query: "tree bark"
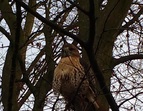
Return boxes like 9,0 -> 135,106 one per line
0,0 -> 32,110
79,0 -> 133,111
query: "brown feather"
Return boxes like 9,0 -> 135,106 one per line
52,44 -> 99,110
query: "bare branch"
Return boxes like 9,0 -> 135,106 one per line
0,26 -> 11,41
86,46 -> 119,111
66,0 -> 89,15
113,54 -> 143,67
14,0 -> 85,47
118,92 -> 143,107
120,7 -> 143,34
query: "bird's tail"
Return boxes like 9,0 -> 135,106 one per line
87,87 -> 100,110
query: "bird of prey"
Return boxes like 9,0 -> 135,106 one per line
52,43 -> 99,110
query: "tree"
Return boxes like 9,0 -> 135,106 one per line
0,0 -> 143,111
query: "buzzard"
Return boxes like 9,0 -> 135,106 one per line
52,43 -> 99,110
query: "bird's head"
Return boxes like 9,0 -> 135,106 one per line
61,44 -> 80,58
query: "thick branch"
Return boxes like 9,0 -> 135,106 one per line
88,0 -> 96,45
24,0 -> 36,36
0,26 -> 11,41
18,89 -> 31,109
98,0 -> 104,6
0,0 -> 16,35
86,46 -> 119,111
8,2 -> 22,111
67,0 -> 89,15
113,54 -> 143,67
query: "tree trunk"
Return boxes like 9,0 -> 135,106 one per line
78,0 -> 133,111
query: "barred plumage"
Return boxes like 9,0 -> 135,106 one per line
52,43 -> 99,110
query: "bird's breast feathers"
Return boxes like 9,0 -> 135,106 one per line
54,56 -> 84,80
